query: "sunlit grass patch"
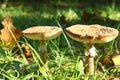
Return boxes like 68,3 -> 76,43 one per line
101,5 -> 120,21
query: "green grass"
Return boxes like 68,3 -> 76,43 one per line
0,0 -> 120,80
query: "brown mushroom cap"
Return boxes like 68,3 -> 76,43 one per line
65,24 -> 119,43
22,26 -> 62,40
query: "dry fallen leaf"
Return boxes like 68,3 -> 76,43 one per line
21,44 -> 33,60
0,15 -> 33,60
60,14 -> 66,25
112,55 -> 120,72
1,15 -> 21,49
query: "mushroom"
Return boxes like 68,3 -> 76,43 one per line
22,26 -> 62,64
65,24 -> 119,75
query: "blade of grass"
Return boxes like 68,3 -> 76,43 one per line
109,23 -> 120,53
23,38 -> 53,80
56,20 -> 74,56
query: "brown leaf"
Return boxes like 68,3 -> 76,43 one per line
12,44 -> 33,60
81,11 -> 93,23
1,15 -> 21,49
60,14 -> 66,25
21,44 -> 33,60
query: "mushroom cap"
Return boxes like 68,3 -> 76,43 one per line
22,26 -> 62,40
65,24 -> 119,43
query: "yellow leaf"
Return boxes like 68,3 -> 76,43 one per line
112,55 -> 120,72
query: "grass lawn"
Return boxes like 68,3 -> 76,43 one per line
0,0 -> 120,80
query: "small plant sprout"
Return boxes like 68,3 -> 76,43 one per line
65,24 -> 119,75
22,26 -> 62,65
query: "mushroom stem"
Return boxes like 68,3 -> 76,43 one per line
86,56 -> 94,75
40,40 -> 47,64
85,43 -> 97,75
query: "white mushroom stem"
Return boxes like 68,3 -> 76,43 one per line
40,40 -> 47,64
85,43 -> 97,75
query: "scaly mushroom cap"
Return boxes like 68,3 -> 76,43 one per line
65,24 -> 119,43
22,26 -> 62,40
